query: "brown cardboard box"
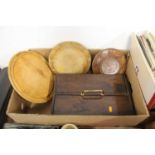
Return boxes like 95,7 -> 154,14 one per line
6,49 -> 149,127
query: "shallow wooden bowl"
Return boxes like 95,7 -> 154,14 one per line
92,48 -> 126,74
49,41 -> 91,74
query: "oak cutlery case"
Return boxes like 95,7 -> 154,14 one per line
52,74 -> 135,115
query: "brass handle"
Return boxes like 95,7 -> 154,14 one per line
80,89 -> 104,96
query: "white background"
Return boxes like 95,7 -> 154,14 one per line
0,0 -> 155,68
0,26 -> 155,67
0,0 -> 155,154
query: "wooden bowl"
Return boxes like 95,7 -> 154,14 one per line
92,49 -> 127,74
8,51 -> 54,104
49,41 -> 91,74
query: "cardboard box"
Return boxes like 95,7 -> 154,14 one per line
6,49 -> 149,127
130,33 -> 155,108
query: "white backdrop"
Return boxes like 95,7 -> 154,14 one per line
1,0 -> 155,153
0,26 -> 155,67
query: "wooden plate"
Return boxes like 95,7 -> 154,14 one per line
92,49 -> 126,74
8,51 -> 54,104
49,42 -> 91,74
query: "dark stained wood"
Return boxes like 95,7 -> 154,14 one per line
52,74 -> 136,115
0,68 -> 12,128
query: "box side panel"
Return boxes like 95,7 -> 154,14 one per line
130,33 -> 155,104
7,113 -> 148,127
6,91 -> 21,113
126,56 -> 149,115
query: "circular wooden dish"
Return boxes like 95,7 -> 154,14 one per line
92,49 -> 126,74
49,41 -> 91,74
8,51 -> 54,104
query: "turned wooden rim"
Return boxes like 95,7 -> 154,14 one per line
48,41 -> 91,73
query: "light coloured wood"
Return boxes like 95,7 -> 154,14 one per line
8,51 -> 54,104
49,41 -> 91,74
28,48 -> 51,60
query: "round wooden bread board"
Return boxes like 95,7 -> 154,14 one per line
8,51 -> 54,104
